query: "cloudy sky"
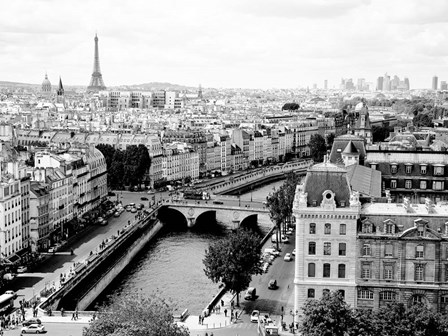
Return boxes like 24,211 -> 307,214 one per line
1,0 -> 448,89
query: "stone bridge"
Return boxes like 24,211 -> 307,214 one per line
161,202 -> 272,230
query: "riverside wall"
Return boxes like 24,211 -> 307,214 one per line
76,220 -> 164,310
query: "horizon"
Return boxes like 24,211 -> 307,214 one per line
2,0 -> 448,90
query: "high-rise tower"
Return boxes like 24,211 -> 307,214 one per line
87,34 -> 106,92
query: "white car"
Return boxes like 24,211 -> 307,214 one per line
292,249 -> 296,256
17,266 -> 28,273
250,310 -> 260,323
21,324 -> 45,334
284,253 -> 292,261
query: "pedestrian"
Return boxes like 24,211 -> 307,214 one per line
75,308 -> 78,320
224,308 -> 227,317
61,308 -> 64,317
71,312 -> 76,321
220,299 -> 224,307
205,333 -> 208,336
198,315 -> 201,324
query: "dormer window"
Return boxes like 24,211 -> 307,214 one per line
417,226 -> 424,237
434,165 -> 444,176
420,164 -> 427,175
385,223 -> 395,234
391,164 -> 398,174
362,223 -> 373,233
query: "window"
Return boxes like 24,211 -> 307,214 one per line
417,226 -> 424,237
445,264 -> 448,282
324,223 -> 331,234
420,165 -> 427,175
323,263 -> 331,278
324,242 -> 331,255
358,290 -> 373,300
384,264 -> 394,280
362,223 -> 373,234
420,180 -> 427,190
390,180 -> 397,189
386,224 -> 395,234
338,290 -> 345,298
309,242 -> 316,255
362,244 -> 371,256
323,289 -> 330,296
412,295 -> 425,304
433,181 -> 444,191
434,166 -> 444,176
415,264 -> 425,281
338,264 -> 346,278
362,263 -> 371,279
380,291 -> 396,301
385,244 -> 393,257
339,243 -> 346,256
340,224 -> 346,235
391,165 -> 398,174
405,165 -> 412,174
307,288 -> 315,298
370,164 -> 377,170
405,180 -> 412,189
308,263 -> 316,277
309,223 -> 316,234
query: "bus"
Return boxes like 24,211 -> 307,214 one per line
183,190 -> 204,200
0,292 -> 15,315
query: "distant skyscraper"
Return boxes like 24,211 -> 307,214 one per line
357,78 -> 365,91
87,34 -> 106,92
324,80 -> 328,90
198,84 -> 203,99
312,83 -> 317,90
377,76 -> 383,91
441,81 -> 447,91
383,73 -> 391,91
404,77 -> 410,91
432,75 -> 438,90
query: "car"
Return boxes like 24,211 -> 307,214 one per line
107,191 -> 116,196
140,197 -> 148,201
129,202 -> 135,207
5,290 -> 17,298
136,203 -> 144,210
268,279 -> 278,289
22,319 -> 42,327
285,229 -> 294,236
131,207 -> 137,213
212,201 -> 224,205
244,287 -> 256,300
292,249 -> 296,256
126,206 -> 132,212
284,253 -> 292,261
17,266 -> 28,273
21,324 -> 45,333
48,247 -> 55,253
250,310 -> 260,323
114,211 -> 120,217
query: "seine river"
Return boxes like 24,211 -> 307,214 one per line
91,179 -> 284,314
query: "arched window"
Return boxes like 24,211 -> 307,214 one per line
340,224 -> 346,235
323,263 -> 331,278
324,223 -> 331,234
308,263 -> 315,277
307,288 -> 315,298
338,264 -> 346,278
362,244 -> 371,256
358,290 -> 374,300
309,223 -> 316,234
338,290 -> 345,298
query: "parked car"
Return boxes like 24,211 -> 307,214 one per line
5,290 -> 17,298
114,212 -> 120,217
250,310 -> 260,323
140,197 -> 148,201
21,324 -> 45,333
284,253 -> 292,262
22,319 -> 42,327
268,279 -> 278,290
17,266 -> 28,273
292,249 -> 296,256
212,201 -> 224,205
131,207 -> 137,213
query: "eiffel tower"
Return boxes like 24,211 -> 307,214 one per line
87,34 -> 106,92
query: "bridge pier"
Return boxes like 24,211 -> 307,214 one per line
187,217 -> 195,227
232,220 -> 240,230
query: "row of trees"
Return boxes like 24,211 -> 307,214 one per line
96,144 -> 151,190
301,291 -> 448,336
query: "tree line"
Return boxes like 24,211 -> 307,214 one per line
96,144 -> 151,190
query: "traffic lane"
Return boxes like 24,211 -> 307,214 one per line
4,322 -> 88,336
174,199 -> 266,210
11,207 -> 139,303
239,239 -> 296,320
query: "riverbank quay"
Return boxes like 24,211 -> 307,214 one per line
38,205 -> 163,312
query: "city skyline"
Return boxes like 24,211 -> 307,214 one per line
1,0 -> 448,89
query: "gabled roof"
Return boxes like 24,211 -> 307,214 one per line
342,140 -> 358,155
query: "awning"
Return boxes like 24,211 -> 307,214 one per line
6,254 -> 20,264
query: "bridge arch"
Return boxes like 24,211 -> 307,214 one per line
240,214 -> 258,231
157,206 -> 188,229
194,210 -> 217,229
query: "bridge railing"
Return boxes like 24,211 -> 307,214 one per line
208,159 -> 313,194
165,201 -> 269,212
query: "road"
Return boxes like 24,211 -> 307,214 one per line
10,192 -> 149,307
4,322 -> 88,336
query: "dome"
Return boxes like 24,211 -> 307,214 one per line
354,102 -> 364,111
41,73 -> 52,93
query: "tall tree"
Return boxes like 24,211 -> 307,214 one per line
300,291 -> 354,336
308,134 -> 327,162
83,292 -> 190,336
203,228 -> 263,306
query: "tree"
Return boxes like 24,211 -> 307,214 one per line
326,133 -> 335,151
348,309 -> 378,336
300,291 -> 354,336
203,228 -> 263,306
282,103 -> 300,111
308,134 -> 327,162
96,144 -> 117,170
82,292 -> 190,336
413,113 -> 433,128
